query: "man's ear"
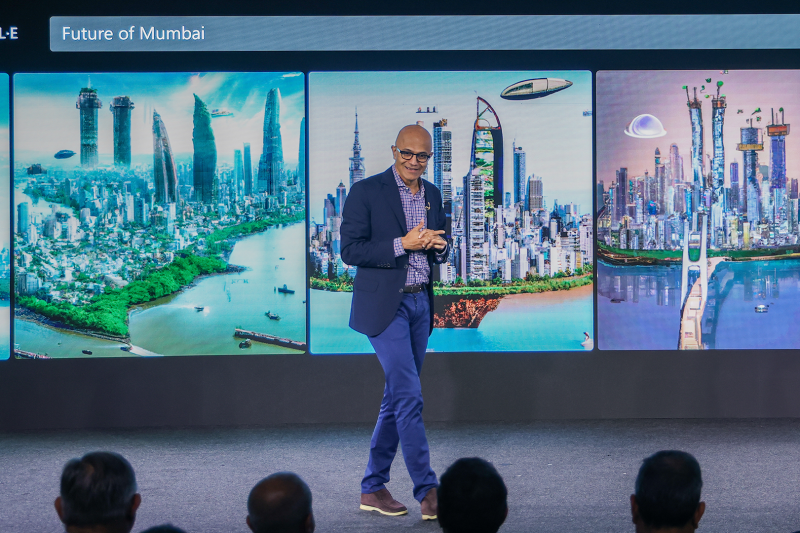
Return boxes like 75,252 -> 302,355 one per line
246,515 -> 254,532
128,493 -> 142,519
693,501 -> 706,528
630,494 -> 640,525
305,512 -> 315,533
55,496 -> 65,523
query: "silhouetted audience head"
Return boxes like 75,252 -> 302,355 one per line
631,450 -> 705,533
54,451 -> 141,533
438,458 -> 508,533
247,472 -> 314,533
140,526 -> 186,533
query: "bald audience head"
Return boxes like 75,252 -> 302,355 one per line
247,472 -> 314,533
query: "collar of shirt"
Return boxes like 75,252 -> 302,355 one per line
391,165 -> 425,197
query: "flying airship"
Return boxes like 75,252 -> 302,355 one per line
211,108 -> 234,118
54,150 -> 76,159
500,78 -> 572,100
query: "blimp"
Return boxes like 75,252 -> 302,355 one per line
500,78 -> 573,100
54,150 -> 76,159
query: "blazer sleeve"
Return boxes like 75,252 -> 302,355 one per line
340,182 -> 399,269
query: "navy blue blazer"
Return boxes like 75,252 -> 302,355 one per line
341,167 -> 447,337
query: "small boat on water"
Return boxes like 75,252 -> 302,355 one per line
610,298 -> 623,303
279,257 -> 286,260
265,311 -> 281,320
239,339 -> 252,348
195,306 -> 204,311
755,304 -> 769,313
120,346 -> 130,352
82,349 -> 92,355
278,284 -> 295,294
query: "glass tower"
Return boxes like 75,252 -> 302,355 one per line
76,87 -> 102,168
192,94 -> 217,205
257,88 -> 284,196
110,96 -> 134,168
153,110 -> 179,205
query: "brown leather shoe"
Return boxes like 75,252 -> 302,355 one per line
360,488 -> 408,516
420,487 -> 438,520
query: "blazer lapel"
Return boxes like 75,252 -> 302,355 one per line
382,168 -> 407,233
424,180 -> 436,231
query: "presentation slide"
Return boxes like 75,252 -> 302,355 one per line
13,72 -> 306,358
309,71 -> 593,354
596,70 -> 800,350
0,75 -> 8,361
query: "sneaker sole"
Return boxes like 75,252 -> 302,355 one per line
360,504 -> 408,516
422,514 -> 437,521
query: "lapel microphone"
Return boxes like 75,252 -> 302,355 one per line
426,201 -> 431,211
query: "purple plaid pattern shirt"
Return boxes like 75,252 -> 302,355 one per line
391,166 -> 432,285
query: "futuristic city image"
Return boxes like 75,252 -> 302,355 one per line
309,71 -> 593,354
13,72 -> 306,358
597,70 -> 800,350
0,75 -> 10,360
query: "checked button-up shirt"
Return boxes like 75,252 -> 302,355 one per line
390,165 -> 447,285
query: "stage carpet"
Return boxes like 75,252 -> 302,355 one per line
1,419 -> 799,532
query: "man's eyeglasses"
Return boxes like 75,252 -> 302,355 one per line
395,148 -> 432,164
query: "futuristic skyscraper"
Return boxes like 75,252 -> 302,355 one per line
433,119 -> 452,200
710,91 -> 726,196
152,110 -> 178,205
767,108 -> 789,191
464,97 -> 503,280
349,109 -> 365,189
729,161 -> 740,212
737,122 -> 764,222
257,88 -> 284,196
528,175 -> 543,212
234,149 -> 244,200
192,94 -> 217,205
243,143 -> 253,197
686,86 -> 704,217
335,181 -> 347,215
17,202 -> 29,237
76,87 -> 102,168
110,96 -> 134,168
615,167 -> 628,223
513,143 -> 526,205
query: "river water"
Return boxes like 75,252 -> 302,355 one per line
598,259 -> 800,350
14,223 -> 306,357
310,284 -> 594,354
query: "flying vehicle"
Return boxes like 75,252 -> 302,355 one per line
624,114 -> 667,138
54,150 -> 76,159
211,109 -> 234,118
500,78 -> 572,100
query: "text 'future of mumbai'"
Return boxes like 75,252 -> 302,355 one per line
62,26 -> 205,41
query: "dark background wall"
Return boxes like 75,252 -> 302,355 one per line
3,349 -> 800,430
4,0 -> 800,431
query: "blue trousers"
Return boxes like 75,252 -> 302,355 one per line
361,291 -> 438,502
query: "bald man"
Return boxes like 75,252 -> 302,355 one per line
246,472 -> 314,533
341,125 -> 448,520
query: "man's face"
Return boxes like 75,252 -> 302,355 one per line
393,128 -> 432,183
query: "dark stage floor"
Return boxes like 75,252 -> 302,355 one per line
1,420 -> 799,532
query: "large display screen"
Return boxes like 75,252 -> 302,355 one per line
12,72 -> 306,358
309,71 -> 594,354
597,70 -> 800,350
